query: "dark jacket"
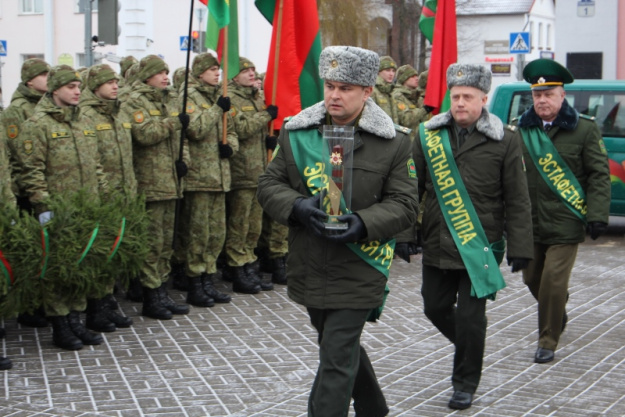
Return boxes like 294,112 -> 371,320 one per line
257,98 -> 419,310
518,99 -> 611,244
414,108 -> 534,270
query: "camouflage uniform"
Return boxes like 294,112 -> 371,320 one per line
18,66 -> 106,327
392,65 -> 428,141
417,70 -> 428,108
371,56 -> 398,123
2,58 -> 50,199
118,63 -> 140,102
0,127 -> 15,205
226,58 -> 273,274
118,55 -> 138,89
120,56 -> 184,293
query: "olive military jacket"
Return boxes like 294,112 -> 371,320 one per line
18,94 -> 107,214
371,76 -> 398,123
0,127 -> 16,205
1,83 -> 44,194
391,86 -> 428,140
257,99 -> 419,310
79,88 -> 137,196
121,82 -> 183,202
414,108 -> 534,270
184,83 -> 239,193
517,99 -> 610,244
227,81 -> 272,190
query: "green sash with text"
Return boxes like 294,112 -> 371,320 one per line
521,127 -> 587,223
290,128 -> 395,320
420,125 -> 505,300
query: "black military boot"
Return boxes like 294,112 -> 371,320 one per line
142,287 -> 173,320
86,298 -> 116,333
50,315 -> 83,351
271,256 -> 287,285
68,311 -> 103,345
256,247 -> 272,274
246,262 -> 273,291
103,295 -> 133,328
201,273 -> 231,303
170,262 -> 189,291
0,356 -> 12,370
231,266 -> 261,294
158,284 -> 190,315
126,276 -> 143,302
17,306 -> 48,328
186,276 -> 215,307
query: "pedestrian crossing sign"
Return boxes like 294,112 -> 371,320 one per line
180,36 -> 189,51
0,40 -> 7,56
509,32 -> 530,54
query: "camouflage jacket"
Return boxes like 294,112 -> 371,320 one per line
1,83 -> 44,194
121,82 -> 183,202
371,76 -> 398,123
227,81 -> 272,189
18,94 -> 107,214
185,83 -> 239,192
79,88 -> 137,196
391,86 -> 428,140
0,127 -> 16,205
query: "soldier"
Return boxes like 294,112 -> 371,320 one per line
177,52 -> 237,306
371,55 -> 398,123
121,55 -> 190,320
118,55 -> 138,89
0,126 -> 14,369
118,62 -> 140,102
392,65 -> 429,139
255,214 -> 288,285
1,58 -> 51,328
417,69 -> 428,108
79,64 -> 136,332
516,59 -> 611,364
18,65 -> 108,350
223,57 -> 278,293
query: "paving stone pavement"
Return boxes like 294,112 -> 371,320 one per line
1,220 -> 625,417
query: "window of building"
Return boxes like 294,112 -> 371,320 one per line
538,22 -> 543,50
76,0 -> 99,13
19,0 -> 44,14
546,24 -> 552,50
76,52 -> 103,68
529,21 -> 534,49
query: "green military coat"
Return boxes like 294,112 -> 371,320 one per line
257,98 -> 419,310
414,108 -> 534,270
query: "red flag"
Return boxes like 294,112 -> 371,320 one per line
423,0 -> 457,114
255,0 -> 324,129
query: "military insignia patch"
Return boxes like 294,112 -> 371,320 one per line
229,108 -> 237,117
7,125 -> 18,139
122,122 -> 132,129
84,130 -> 96,137
134,111 -> 144,123
171,112 -> 179,117
407,158 -> 417,179
186,103 -> 195,113
24,140 -> 33,155
379,99 -> 388,104
241,106 -> 255,112
331,59 -> 338,68
397,103 -> 406,110
96,124 -> 112,131
149,109 -> 162,116
599,139 -> 607,155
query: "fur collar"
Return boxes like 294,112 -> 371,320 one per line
284,98 -> 396,139
518,98 -> 579,131
424,108 -> 504,140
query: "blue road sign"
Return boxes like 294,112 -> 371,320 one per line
0,40 -> 7,56
180,36 -> 189,51
509,32 -> 530,54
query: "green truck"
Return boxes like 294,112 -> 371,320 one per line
489,80 -> 625,216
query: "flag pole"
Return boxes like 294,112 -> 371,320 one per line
221,26 -> 229,145
267,0 -> 284,162
173,0 -> 195,250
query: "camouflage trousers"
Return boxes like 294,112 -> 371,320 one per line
44,293 -> 87,317
177,191 -> 226,277
258,211 -> 288,258
140,199 -> 176,289
225,188 -> 262,267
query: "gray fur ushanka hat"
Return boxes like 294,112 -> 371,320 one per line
446,63 -> 492,93
319,46 -> 379,87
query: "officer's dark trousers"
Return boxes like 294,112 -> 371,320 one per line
421,265 -> 487,394
307,308 -> 388,417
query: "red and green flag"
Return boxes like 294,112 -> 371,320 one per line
201,0 -> 240,79
255,0 -> 324,129
419,0 -> 437,43
423,0 -> 457,114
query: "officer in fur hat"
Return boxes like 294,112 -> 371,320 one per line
257,45 -> 419,417
516,59 -> 610,364
414,63 -> 533,409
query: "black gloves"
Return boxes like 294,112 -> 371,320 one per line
395,242 -> 419,263
175,160 -> 188,178
178,113 -> 190,130
291,193 -> 327,236
424,105 -> 435,114
218,143 -> 233,159
265,135 -> 278,151
216,96 -> 231,112
508,257 -> 530,273
266,105 -> 279,120
324,214 -> 367,244
587,221 -> 608,240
